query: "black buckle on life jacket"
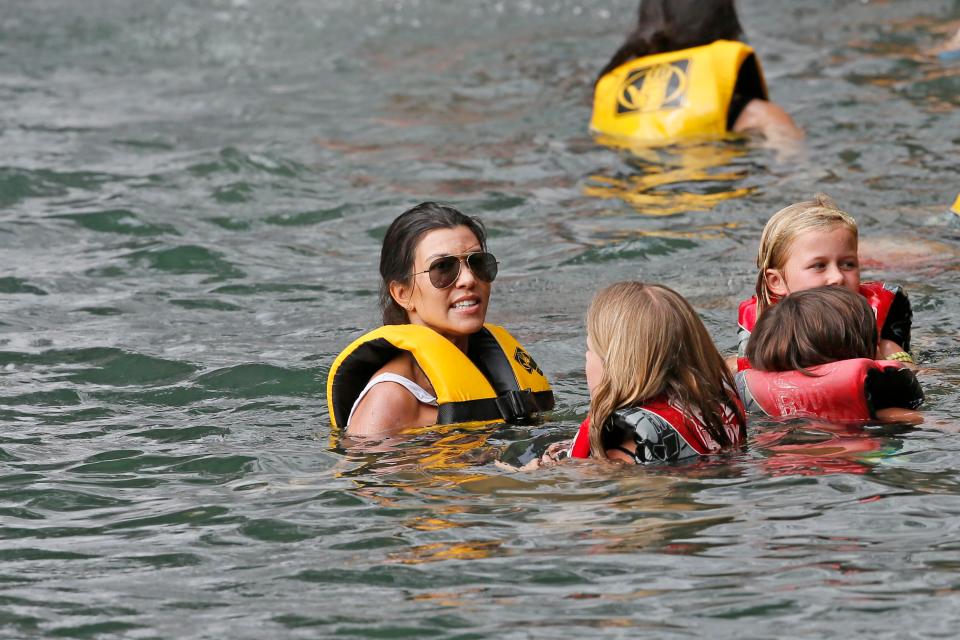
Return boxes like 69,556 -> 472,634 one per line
495,388 -> 539,423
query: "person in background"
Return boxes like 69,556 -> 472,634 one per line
591,0 -> 803,144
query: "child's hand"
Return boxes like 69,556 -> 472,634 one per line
494,441 -> 572,473
541,441 -> 572,464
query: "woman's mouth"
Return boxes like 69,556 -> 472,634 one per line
452,299 -> 480,310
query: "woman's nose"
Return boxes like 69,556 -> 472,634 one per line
455,257 -> 477,287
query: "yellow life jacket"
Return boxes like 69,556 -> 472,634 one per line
591,40 -> 768,143
951,193 -> 960,216
327,323 -> 554,430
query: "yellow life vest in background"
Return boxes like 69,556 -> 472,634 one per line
327,323 -> 554,430
591,40 -> 768,143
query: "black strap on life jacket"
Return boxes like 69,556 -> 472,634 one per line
436,388 -> 554,425
334,328 -> 555,428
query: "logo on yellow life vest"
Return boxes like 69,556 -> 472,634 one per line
514,347 -> 543,376
616,59 -> 689,114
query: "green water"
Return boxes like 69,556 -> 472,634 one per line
2,0 -> 959,637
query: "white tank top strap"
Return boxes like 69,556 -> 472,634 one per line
347,372 -> 439,426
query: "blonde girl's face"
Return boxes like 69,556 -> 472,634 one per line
585,334 -> 604,398
765,226 -> 860,298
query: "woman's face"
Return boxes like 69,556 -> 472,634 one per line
392,226 -> 490,349
585,334 -> 604,398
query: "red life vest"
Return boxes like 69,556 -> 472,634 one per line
569,396 -> 744,461
736,282 -> 898,371
737,358 -> 921,422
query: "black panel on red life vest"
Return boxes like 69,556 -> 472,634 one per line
606,407 -> 699,464
865,366 -> 924,415
882,290 -> 912,352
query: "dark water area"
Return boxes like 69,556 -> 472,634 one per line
2,0 -> 959,637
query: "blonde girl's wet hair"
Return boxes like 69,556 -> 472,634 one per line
586,282 -> 745,458
755,193 -> 858,316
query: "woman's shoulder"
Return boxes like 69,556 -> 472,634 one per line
377,351 -> 418,379
370,352 -> 437,402
347,354 -> 437,435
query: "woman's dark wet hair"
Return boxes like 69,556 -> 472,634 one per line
597,0 -> 745,81
378,202 -> 488,325
746,286 -> 878,374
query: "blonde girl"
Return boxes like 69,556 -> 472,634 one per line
568,282 -> 745,464
735,193 -> 913,371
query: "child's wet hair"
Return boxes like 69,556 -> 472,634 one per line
755,193 -> 858,315
586,281 -> 744,457
746,285 -> 877,373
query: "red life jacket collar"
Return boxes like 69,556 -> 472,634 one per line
740,358 -> 907,423
569,396 -> 743,459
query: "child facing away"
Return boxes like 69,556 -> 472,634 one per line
736,286 -> 923,424
735,193 -> 914,371
567,282 -> 746,464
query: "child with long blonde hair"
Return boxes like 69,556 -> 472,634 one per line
735,193 -> 913,371
568,282 -> 745,464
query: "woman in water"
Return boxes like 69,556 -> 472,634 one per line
591,0 -> 802,143
327,202 -> 553,437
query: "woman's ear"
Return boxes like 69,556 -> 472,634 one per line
764,268 -> 788,297
389,280 -> 414,312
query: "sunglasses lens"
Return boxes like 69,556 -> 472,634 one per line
428,256 -> 460,288
468,253 -> 498,283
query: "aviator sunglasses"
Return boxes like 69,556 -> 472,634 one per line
410,252 -> 499,289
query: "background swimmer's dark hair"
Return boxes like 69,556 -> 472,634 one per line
596,0 -> 745,82
746,286 -> 878,374
379,202 -> 488,325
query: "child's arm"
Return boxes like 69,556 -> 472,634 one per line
877,289 -> 915,368
877,340 -> 917,370
875,407 -> 923,425
724,354 -> 739,374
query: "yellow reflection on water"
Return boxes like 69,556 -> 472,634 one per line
332,420 -> 504,485
388,539 -> 502,565
585,135 -> 754,216
602,222 -> 739,242
410,587 -> 487,607
407,516 -> 463,531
